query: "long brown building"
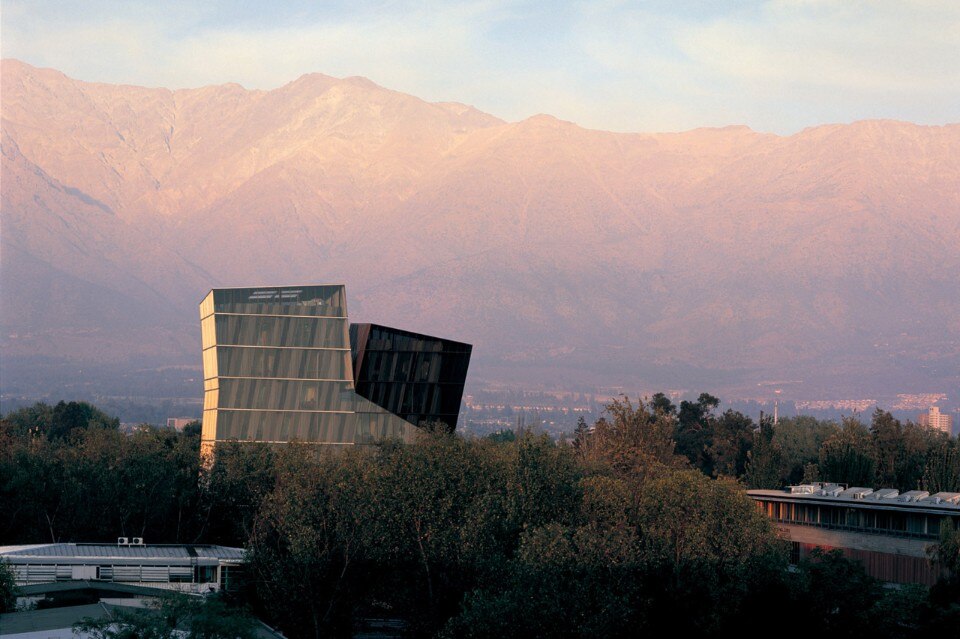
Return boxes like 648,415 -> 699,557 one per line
748,484 -> 960,586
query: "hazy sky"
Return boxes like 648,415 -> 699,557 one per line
3,0 -> 958,134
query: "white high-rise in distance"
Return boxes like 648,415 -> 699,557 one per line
917,406 -> 953,435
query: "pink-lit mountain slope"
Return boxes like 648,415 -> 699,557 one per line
2,59 -> 958,396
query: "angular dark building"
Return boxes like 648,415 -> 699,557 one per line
350,323 -> 472,432
200,285 -> 471,454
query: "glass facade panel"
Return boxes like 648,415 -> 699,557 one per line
212,286 -> 346,315
216,379 -> 356,411
213,315 -> 347,348
214,410 -> 357,443
216,346 -> 350,380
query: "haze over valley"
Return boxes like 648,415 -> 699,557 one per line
2,59 -> 958,411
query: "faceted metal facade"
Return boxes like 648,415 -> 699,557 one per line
350,323 -> 472,432
200,286 -> 421,453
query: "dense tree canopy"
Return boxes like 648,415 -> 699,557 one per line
2,397 -> 958,637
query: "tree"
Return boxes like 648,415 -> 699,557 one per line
200,441 -> 276,545
709,409 -> 754,478
0,402 -> 53,438
1,401 -> 119,440
584,396 -> 680,479
795,548 -> 883,637
636,470 -> 783,572
0,560 -> 16,613
819,417 -> 876,486
675,393 -> 720,474
634,469 -> 787,634
896,421 -> 938,491
247,446 -> 368,638
74,593 -> 256,639
928,518 -> 960,608
486,428 -> 516,443
648,393 -> 676,416
571,416 -> 590,456
772,416 -> 839,485
49,400 -> 119,439
744,416 -> 783,489
870,409 -> 903,487
923,439 -> 960,493
182,420 -> 202,438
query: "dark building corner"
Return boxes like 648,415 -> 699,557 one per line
350,323 -> 472,432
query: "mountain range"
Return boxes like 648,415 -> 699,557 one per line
2,59 -> 958,402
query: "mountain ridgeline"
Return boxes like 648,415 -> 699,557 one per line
2,59 -> 958,397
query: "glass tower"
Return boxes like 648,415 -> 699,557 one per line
200,285 -> 420,455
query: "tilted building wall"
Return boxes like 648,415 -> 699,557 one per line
200,285 -> 420,455
350,323 -> 472,432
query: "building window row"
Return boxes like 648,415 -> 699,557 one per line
755,499 -> 955,540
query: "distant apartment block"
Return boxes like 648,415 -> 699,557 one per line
165,417 -> 195,431
199,285 -> 471,455
917,406 -> 953,435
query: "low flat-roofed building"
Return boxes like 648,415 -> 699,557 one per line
0,542 -> 245,594
747,484 -> 960,586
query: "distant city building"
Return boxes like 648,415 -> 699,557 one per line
199,285 -> 471,455
165,417 -> 195,431
893,393 -> 947,411
748,484 -> 960,586
917,406 -> 953,435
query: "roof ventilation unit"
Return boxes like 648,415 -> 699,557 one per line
867,488 -> 899,500
841,487 -> 874,500
117,537 -> 129,546
816,484 -> 843,497
132,537 -> 144,545
898,491 -> 929,503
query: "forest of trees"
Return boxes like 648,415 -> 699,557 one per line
1,397 -> 959,637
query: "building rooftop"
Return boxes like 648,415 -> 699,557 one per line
747,484 -> 960,515
15,580 -> 185,598
0,598 -> 285,639
0,602 -> 117,636
0,543 -> 245,561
